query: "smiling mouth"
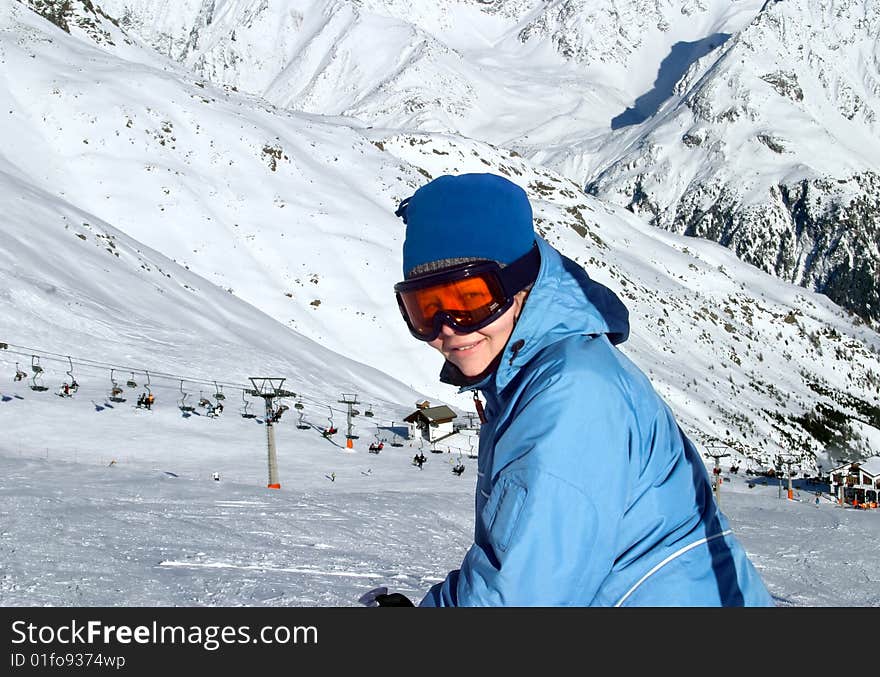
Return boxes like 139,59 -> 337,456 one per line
449,340 -> 483,352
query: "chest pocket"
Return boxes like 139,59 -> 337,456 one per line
481,474 -> 528,553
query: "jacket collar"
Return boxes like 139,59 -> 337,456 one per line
438,237 -> 630,394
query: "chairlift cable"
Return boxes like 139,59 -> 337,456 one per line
2,340 -> 417,437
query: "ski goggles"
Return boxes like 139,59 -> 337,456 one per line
394,244 -> 540,341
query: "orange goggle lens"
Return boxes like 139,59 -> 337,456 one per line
397,274 -> 507,339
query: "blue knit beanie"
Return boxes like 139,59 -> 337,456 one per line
396,173 -> 536,278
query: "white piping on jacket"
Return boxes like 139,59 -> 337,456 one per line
613,529 -> 732,607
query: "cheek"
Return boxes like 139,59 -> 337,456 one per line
487,315 -> 516,342
428,338 -> 445,353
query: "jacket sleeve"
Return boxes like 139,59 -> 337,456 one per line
419,366 -> 631,606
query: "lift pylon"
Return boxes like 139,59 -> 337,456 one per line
249,377 -> 295,489
705,441 -> 732,508
338,393 -> 360,449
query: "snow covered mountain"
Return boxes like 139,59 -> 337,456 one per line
2,0 -> 879,479
84,0 -> 880,326
585,0 -> 880,327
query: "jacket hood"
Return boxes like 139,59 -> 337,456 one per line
440,237 -> 630,391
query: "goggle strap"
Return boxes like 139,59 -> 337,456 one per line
498,243 -> 540,297
473,392 -> 487,424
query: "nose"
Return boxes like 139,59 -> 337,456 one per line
438,321 -> 460,337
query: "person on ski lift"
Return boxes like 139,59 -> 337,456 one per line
380,172 -> 772,607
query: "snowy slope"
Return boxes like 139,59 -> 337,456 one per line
1,421 -> 879,606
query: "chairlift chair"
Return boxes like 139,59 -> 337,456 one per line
296,409 -> 310,430
108,369 -> 126,402
240,388 -> 256,419
368,431 -> 384,453
178,380 -> 195,413
213,381 -> 226,401
13,362 -> 27,382
364,404 -> 374,418
30,371 -> 49,392
126,372 -> 138,388
322,407 -> 337,436
31,355 -> 43,374
387,420 -> 405,447
66,356 -> 79,392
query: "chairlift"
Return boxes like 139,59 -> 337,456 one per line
296,409 -> 310,430
240,388 -> 256,419
364,404 -> 374,418
66,356 -> 79,392
322,407 -> 337,436
178,380 -> 195,413
108,369 -> 126,402
126,372 -> 138,388
30,370 -> 49,392
13,362 -> 27,382
137,372 -> 155,409
294,397 -> 304,410
270,404 -> 289,423
213,381 -> 226,401
389,421 -> 404,447
368,431 -> 384,453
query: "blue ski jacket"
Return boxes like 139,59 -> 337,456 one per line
419,237 -> 774,607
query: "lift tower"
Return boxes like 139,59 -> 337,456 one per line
249,377 -> 295,489
338,393 -> 360,449
705,442 -> 732,509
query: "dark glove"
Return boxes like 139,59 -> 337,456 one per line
374,592 -> 415,607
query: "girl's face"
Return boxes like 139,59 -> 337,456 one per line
427,291 -> 528,377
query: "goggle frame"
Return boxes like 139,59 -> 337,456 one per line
394,244 -> 540,342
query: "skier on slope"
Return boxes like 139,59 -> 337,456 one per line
375,173 -> 773,607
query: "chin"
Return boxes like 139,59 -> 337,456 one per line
450,356 -> 491,378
